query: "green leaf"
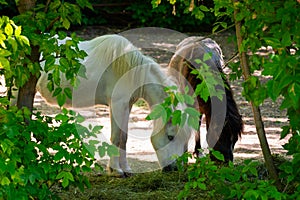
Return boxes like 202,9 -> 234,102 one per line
194,59 -> 202,65
17,35 -> 30,46
47,80 -> 54,92
4,23 -> 13,36
263,37 -> 281,47
195,82 -> 210,102
57,93 -> 66,107
14,25 -> 21,36
53,87 -> 62,97
59,57 -> 69,71
1,177 -> 10,186
187,115 -> 199,130
266,80 -> 279,101
199,5 -> 209,12
172,110 -> 182,125
281,32 -> 292,46
169,0 -> 176,5
249,166 -> 258,177
56,171 -> 74,188
281,126 -> 290,139
98,146 -> 106,157
54,151 -> 65,161
0,0 -> 8,5
62,18 -> 71,30
175,92 -> 185,103
0,49 -> 11,57
184,107 -> 200,117
92,125 -> 102,134
146,104 -> 168,123
76,114 -> 85,123
197,182 -> 207,190
54,114 -> 69,122
211,150 -> 225,161
76,0 -> 93,9
65,171 -> 74,182
49,0 -> 61,10
56,171 -> 65,179
193,8 -> 205,20
53,68 -> 61,86
220,22 -> 227,29
243,189 -> 259,199
212,24 -> 220,33
7,37 -> 18,52
45,56 -> 55,72
64,87 -> 72,99
0,57 -> 10,69
183,94 -> 194,105
180,112 -> 187,127
107,145 -> 119,157
203,52 -> 212,62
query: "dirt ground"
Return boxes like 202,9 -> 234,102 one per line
34,26 -> 290,174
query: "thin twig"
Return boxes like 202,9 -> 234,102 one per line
44,0 -> 51,13
45,16 -> 61,32
205,23 -> 235,39
224,52 -> 239,68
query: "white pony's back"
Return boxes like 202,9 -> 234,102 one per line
80,34 -> 156,78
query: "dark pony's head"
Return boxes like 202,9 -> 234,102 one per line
169,36 -> 243,162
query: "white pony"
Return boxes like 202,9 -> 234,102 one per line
37,34 -> 192,177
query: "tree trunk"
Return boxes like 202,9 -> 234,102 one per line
233,0 -> 283,190
16,0 -> 40,114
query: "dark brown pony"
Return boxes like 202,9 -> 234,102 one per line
168,36 -> 243,162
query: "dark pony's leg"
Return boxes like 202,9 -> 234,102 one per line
193,114 -> 202,157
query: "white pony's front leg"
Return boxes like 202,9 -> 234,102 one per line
107,102 -> 132,177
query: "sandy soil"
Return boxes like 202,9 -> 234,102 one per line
33,26 -> 290,173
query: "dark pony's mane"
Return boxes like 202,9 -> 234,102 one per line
169,36 -> 243,161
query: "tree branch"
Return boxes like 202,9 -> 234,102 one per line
46,16 -> 61,32
233,0 -> 283,191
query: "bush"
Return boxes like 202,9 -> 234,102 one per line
77,0 -> 216,32
176,151 -> 296,200
0,100 -> 103,199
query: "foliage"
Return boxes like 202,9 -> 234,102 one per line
177,152 -> 285,200
192,54 -> 226,102
0,1 -> 117,199
146,85 -> 200,131
153,0 -> 300,198
128,0 -> 216,32
0,100 -> 105,199
0,15 -> 30,97
2,0 -> 92,107
65,0 -> 217,32
215,1 -> 300,197
146,52 -> 225,130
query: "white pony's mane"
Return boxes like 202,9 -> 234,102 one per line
80,34 -> 158,78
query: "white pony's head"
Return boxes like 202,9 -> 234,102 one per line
150,102 -> 192,171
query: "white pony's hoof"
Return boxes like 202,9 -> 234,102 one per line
123,169 -> 134,177
106,166 -> 125,178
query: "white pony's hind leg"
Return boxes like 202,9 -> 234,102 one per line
107,115 -> 123,177
107,103 -> 132,177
